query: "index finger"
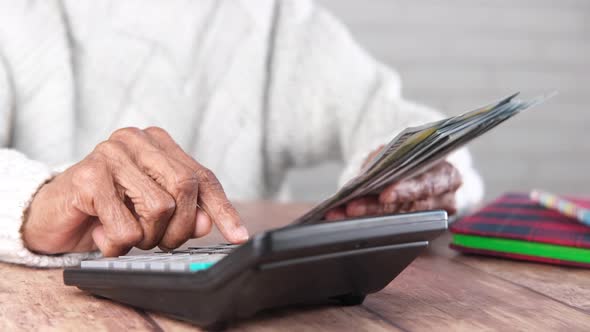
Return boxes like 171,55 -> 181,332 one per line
143,127 -> 249,244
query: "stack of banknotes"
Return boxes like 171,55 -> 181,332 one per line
293,92 -> 552,225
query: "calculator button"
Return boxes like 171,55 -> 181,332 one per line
113,260 -> 132,269
130,257 -> 166,270
169,262 -> 188,272
130,261 -> 149,270
189,261 -> 216,272
149,261 -> 167,271
81,258 -> 118,269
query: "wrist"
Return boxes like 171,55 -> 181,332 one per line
20,178 -> 55,254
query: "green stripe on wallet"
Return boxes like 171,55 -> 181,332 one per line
452,234 -> 590,264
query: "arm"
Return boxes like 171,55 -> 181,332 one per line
265,0 -> 483,211
1,128 -> 250,268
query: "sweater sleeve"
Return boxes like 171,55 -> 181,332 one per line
0,149 -> 100,267
265,0 -> 483,211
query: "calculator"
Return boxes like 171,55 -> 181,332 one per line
64,210 -> 447,329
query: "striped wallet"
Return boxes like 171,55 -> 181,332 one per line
450,193 -> 590,268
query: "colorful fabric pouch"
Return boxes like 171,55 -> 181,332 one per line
450,193 -> 590,268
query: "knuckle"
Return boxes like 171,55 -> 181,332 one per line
114,225 -> 143,247
94,140 -> 126,156
71,161 -> 107,188
215,200 -> 235,217
198,168 -> 222,188
144,126 -> 169,138
382,203 -> 396,214
124,232 -> 143,247
136,236 -> 160,250
109,127 -> 143,141
144,194 -> 176,222
172,170 -> 199,194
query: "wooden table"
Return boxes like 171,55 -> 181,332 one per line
2,202 -> 590,331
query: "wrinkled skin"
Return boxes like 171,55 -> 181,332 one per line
22,127 -> 249,257
325,145 -> 462,221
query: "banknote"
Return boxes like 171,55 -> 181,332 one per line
291,93 -> 553,225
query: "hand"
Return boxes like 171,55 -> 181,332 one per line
22,127 -> 249,256
325,147 -> 462,221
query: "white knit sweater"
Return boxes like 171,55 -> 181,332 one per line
0,0 -> 483,267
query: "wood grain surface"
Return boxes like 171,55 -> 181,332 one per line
1,202 -> 589,331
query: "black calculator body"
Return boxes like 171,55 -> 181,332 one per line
64,210 -> 447,329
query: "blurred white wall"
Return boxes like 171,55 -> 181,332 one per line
287,0 -> 590,201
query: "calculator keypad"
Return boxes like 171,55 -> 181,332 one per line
81,244 -> 238,273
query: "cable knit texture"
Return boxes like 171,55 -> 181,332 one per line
0,0 -> 483,267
